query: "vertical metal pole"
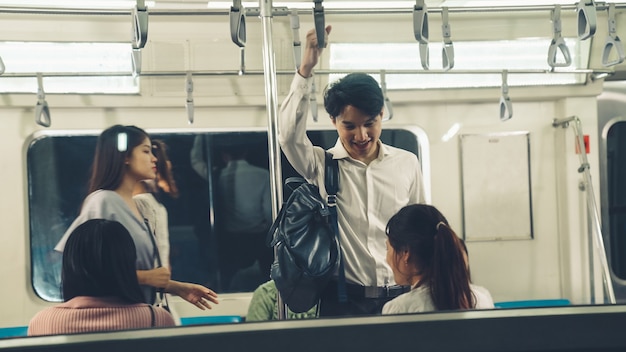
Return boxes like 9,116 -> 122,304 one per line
587,201 -> 596,304
259,0 -> 286,319
572,119 -> 616,304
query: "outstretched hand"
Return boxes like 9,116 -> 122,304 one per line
167,280 -> 219,310
298,25 -> 332,78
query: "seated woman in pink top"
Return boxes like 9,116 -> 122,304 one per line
28,219 -> 175,336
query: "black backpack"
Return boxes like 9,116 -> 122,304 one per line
266,152 -> 345,313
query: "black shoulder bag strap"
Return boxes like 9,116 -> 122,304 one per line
325,152 -> 347,303
143,218 -> 169,310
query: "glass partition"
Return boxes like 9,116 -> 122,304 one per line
28,128 -> 422,302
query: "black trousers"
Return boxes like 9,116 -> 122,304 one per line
318,280 -> 397,317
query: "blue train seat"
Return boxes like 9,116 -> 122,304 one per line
0,326 -> 28,338
494,299 -> 571,309
179,315 -> 242,326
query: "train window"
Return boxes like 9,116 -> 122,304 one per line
329,39 -> 589,89
0,42 -> 138,94
28,128 -> 423,302
606,121 -> 626,280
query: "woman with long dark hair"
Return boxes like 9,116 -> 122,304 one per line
382,204 -> 494,314
55,125 -> 217,310
29,219 -> 175,335
133,139 -> 179,269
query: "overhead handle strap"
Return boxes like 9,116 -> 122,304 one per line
548,5 -> 572,68
313,0 -> 325,48
0,56 -> 5,75
132,0 -> 148,50
577,0 -> 597,40
230,0 -> 246,47
35,73 -> 51,128
499,70 -> 512,122
238,47 -> 246,75
185,72 -> 194,124
441,7 -> 454,71
602,3 -> 626,67
131,49 -> 142,76
413,0 -> 429,70
310,80 -> 318,122
381,70 -> 393,122
290,9 -> 302,70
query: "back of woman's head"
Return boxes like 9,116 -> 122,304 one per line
323,73 -> 384,119
386,204 -> 474,310
88,125 -> 150,193
62,219 -> 145,303
152,139 -> 179,198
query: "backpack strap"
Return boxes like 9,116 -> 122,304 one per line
265,177 -> 307,247
325,152 -> 347,303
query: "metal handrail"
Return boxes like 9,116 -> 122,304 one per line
553,116 -> 616,304
0,3 -> 623,16
0,68 -> 608,78
259,0 -> 285,320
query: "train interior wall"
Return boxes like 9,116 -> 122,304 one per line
0,4 -> 621,328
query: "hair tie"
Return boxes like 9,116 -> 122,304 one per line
436,221 -> 446,231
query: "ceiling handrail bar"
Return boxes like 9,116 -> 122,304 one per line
0,68 -> 607,79
0,3 -> 624,16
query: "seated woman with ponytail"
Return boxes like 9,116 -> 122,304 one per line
382,204 -> 494,314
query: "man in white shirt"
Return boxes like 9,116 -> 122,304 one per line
278,25 -> 426,316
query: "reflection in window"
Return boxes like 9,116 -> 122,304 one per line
28,129 -> 422,301
607,122 -> 626,279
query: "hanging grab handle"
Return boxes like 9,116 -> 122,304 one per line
0,56 -> 5,75
185,72 -> 194,125
310,80 -> 318,122
381,70 -> 393,122
35,73 -> 51,128
577,0 -> 597,40
413,0 -> 429,70
230,0 -> 246,47
131,49 -> 142,76
441,7 -> 454,71
602,3 -> 626,67
548,5 -> 572,68
499,70 -> 513,122
132,0 -> 148,50
413,0 -> 429,44
290,10 -> 302,70
313,0 -> 325,48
